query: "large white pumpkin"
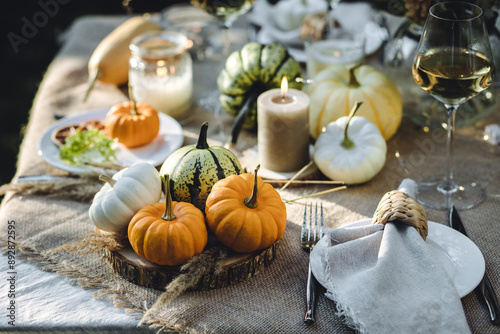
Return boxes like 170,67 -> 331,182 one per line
304,64 -> 402,140
89,162 -> 161,233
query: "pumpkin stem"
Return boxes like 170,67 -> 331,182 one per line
348,64 -> 362,88
83,68 -> 99,102
341,101 -> 363,150
196,122 -> 210,149
244,165 -> 260,209
161,174 -> 176,221
128,83 -> 139,116
99,174 -> 116,187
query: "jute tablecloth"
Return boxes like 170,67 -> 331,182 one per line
1,14 -> 500,333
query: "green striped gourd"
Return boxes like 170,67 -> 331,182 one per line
217,42 -> 303,132
159,122 -> 242,211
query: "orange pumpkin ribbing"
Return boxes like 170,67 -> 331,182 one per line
205,171 -> 286,253
128,201 -> 207,266
104,101 -> 160,148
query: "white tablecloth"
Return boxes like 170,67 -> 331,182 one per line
0,255 -> 142,331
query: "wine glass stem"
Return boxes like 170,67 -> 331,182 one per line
326,1 -> 340,37
439,105 -> 458,196
221,25 -> 231,58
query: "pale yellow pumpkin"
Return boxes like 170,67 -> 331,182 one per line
304,64 -> 402,140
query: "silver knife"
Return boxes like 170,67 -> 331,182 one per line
449,206 -> 500,325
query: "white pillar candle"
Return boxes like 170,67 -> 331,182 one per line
130,67 -> 193,120
257,78 -> 310,173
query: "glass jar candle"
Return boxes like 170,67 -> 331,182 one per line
129,31 -> 193,120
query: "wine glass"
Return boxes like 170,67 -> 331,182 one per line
190,0 -> 255,53
325,0 -> 342,36
188,0 -> 255,137
412,2 -> 495,210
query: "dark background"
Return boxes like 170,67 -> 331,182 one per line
1,0 -> 188,186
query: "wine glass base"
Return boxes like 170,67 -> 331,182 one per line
416,177 -> 485,210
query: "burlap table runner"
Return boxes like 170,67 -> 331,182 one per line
1,15 -> 500,333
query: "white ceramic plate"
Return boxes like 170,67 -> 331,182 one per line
38,108 -> 184,174
310,220 -> 485,298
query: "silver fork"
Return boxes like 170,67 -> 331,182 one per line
301,202 -> 325,324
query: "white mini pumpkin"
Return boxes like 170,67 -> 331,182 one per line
89,162 -> 162,233
314,102 -> 387,184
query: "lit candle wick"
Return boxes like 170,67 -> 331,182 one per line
280,76 -> 288,102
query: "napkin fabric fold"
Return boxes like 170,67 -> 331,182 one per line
311,180 -> 471,333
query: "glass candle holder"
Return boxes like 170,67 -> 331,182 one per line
306,28 -> 365,79
129,31 -> 193,120
161,4 -> 225,62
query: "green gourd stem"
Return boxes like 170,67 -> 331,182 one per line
230,90 -> 260,147
341,101 -> 363,150
99,174 -> 116,187
128,83 -> 139,116
348,64 -> 362,88
196,122 -> 210,149
161,174 -> 176,221
244,164 -> 260,209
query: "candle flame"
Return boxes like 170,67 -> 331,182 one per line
280,76 -> 288,100
156,67 -> 168,77
156,60 -> 167,77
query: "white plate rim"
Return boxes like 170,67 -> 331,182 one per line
38,107 -> 184,173
310,219 -> 485,298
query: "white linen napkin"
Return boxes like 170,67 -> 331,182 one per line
310,179 -> 471,333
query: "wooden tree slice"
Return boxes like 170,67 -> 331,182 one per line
103,239 -> 279,291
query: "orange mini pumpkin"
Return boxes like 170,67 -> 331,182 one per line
205,165 -> 286,253
104,100 -> 160,148
128,175 -> 207,266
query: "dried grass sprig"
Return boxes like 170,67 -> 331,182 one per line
46,230 -> 127,256
139,246 -> 227,327
0,174 -> 107,202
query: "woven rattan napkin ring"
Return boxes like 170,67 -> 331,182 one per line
372,190 -> 428,241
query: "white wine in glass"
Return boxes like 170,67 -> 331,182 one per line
414,49 -> 494,107
190,0 -> 256,29
190,0 -> 255,56
412,2 -> 495,210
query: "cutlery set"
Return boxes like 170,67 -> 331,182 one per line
301,203 -> 500,326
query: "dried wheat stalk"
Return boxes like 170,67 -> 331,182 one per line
0,173 -> 109,202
